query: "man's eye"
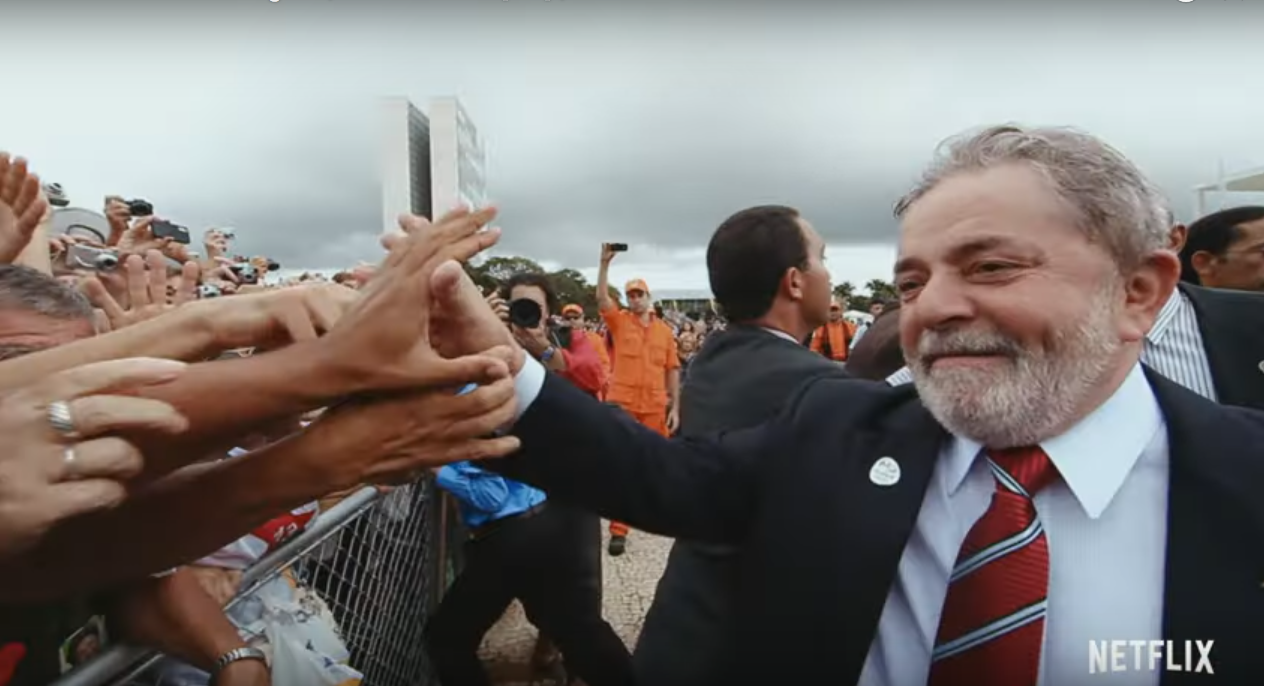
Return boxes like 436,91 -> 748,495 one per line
974,262 -> 1014,274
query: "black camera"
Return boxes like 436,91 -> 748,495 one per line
151,219 -> 191,244
509,298 -> 543,329
509,298 -> 574,352
126,199 -> 153,217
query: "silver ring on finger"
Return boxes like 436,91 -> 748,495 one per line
47,400 -> 82,441
63,445 -> 80,480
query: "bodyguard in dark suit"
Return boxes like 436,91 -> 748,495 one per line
1178,282 -> 1264,409
633,205 -> 845,686
429,126 -> 1264,685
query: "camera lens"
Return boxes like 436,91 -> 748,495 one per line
96,253 -> 119,271
127,199 -> 154,217
508,299 -> 543,329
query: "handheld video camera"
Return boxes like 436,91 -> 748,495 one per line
509,298 -> 573,350
126,199 -> 154,217
66,244 -> 120,272
151,219 -> 191,244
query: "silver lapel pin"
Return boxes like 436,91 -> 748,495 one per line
869,456 -> 901,487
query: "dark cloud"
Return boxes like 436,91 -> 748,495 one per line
5,0 -> 1264,282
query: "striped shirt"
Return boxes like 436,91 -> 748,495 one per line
885,290 -> 1218,401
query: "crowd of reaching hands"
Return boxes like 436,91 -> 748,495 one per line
0,151 -> 543,685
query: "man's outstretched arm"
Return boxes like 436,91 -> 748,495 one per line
494,356 -> 771,544
0,371 -> 520,602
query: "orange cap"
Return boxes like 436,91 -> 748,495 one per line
561,304 -> 583,316
625,278 -> 650,295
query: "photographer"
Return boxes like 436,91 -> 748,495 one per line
488,272 -> 606,397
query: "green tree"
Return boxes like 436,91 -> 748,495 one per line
463,255 -> 545,296
832,281 -> 855,303
865,278 -> 898,303
481,256 -> 545,282
547,268 -> 596,314
462,260 -> 498,294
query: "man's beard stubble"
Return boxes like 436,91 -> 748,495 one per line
908,286 -> 1122,449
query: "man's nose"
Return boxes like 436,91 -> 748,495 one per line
909,276 -> 975,331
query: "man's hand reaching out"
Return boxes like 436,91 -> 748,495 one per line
0,154 -> 50,264
318,206 -> 512,393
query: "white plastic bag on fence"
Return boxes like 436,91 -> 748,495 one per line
235,574 -> 363,686
265,621 -> 362,686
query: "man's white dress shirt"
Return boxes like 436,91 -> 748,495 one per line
859,362 -> 1169,686
512,355 -> 1171,686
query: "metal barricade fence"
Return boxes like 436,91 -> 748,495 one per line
52,478 -> 464,686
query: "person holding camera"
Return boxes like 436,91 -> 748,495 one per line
424,272 -> 630,686
487,272 -> 606,397
594,243 -> 681,556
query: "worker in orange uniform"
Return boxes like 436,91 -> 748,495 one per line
562,303 -> 611,400
809,297 -> 857,363
596,243 -> 681,556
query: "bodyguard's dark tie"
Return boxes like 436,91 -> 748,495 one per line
928,446 -> 1058,686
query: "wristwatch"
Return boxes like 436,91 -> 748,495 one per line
540,346 -> 556,363
211,646 -> 268,676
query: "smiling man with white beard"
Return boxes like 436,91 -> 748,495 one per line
907,281 -> 1122,449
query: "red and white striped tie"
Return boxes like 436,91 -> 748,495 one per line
928,446 -> 1058,686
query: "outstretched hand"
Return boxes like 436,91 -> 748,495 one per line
305,357 -> 523,487
0,154 -> 50,264
83,250 -> 200,332
432,260 -> 523,373
319,206 -> 511,394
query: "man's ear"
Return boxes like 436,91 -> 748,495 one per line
1167,224 -> 1188,252
1120,251 -> 1180,343
784,267 -> 805,301
1190,250 -> 1218,280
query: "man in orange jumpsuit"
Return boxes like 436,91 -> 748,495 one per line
595,243 -> 680,556
562,303 -> 611,399
809,297 -> 857,363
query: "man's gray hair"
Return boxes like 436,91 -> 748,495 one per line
0,264 -> 94,321
894,124 -> 1172,269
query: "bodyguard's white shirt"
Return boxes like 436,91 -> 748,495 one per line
511,358 -> 1169,686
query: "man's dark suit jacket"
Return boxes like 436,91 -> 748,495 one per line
499,367 -> 1264,685
1180,283 -> 1264,409
633,325 -> 844,686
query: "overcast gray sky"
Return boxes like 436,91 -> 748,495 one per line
3,0 -> 1263,293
